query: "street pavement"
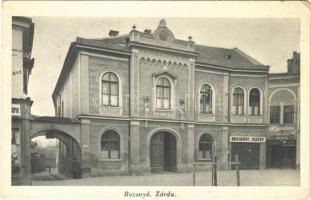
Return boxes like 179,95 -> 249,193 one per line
32,169 -> 299,186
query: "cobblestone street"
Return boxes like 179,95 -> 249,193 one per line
32,169 -> 299,186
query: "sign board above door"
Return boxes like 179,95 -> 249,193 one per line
230,136 -> 266,143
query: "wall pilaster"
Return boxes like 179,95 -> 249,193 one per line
130,120 -> 141,174
130,49 -> 140,117
221,126 -> 229,170
187,124 -> 194,169
80,118 -> 91,175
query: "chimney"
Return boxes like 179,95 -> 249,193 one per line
144,29 -> 152,34
108,30 -> 119,37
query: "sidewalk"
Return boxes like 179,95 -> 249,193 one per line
32,169 -> 299,186
32,168 -> 68,181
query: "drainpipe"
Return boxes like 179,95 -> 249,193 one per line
128,54 -> 131,174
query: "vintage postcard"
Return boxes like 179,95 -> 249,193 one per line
1,1 -> 310,200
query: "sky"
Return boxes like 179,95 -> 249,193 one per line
29,17 -> 300,116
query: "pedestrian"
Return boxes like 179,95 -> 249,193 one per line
72,158 -> 81,179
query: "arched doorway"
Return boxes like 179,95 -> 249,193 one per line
31,129 -> 82,179
150,131 -> 177,173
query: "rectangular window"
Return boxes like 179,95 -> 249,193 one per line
163,88 -> 170,99
102,151 -> 109,159
283,105 -> 294,124
156,86 -> 170,109
102,95 -> 109,106
270,106 -> 280,124
156,87 -> 162,98
163,99 -> 170,109
233,96 -> 244,115
110,83 -> 118,96
156,99 -> 162,108
102,83 -> 108,94
12,128 -> 20,145
12,29 -> 23,51
199,142 -> 212,159
238,106 -> 243,115
11,128 -> 20,166
110,95 -> 118,106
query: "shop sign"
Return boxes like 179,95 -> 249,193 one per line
230,136 -> 266,143
12,104 -> 21,116
269,125 -> 295,132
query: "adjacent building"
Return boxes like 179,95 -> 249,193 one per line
11,17 -> 35,185
267,52 -> 300,169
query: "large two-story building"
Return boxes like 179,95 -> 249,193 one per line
12,19 -> 300,185
52,19 -> 299,176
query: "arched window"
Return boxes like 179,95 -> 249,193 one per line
156,77 -> 171,109
199,134 -> 213,160
200,84 -> 213,114
100,130 -> 120,159
249,88 -> 261,116
102,72 -> 119,107
232,87 -> 244,115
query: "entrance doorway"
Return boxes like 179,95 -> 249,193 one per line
266,140 -> 296,169
150,132 -> 177,173
231,143 -> 260,169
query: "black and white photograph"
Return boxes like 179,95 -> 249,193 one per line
1,1 -> 310,200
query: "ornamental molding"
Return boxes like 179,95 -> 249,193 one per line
138,49 -> 190,65
153,19 -> 175,42
152,71 -> 177,80
140,57 -> 188,70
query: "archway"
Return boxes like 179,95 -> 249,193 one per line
150,131 -> 177,173
31,129 -> 82,179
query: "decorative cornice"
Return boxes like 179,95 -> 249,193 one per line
76,114 -> 269,127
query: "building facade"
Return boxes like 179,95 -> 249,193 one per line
11,17 -> 35,185
12,19 -> 300,185
52,19 -> 300,176
267,52 -> 300,169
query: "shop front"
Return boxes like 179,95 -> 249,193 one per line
230,136 -> 266,170
266,139 -> 296,169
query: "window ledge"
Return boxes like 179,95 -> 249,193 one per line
99,159 -> 122,162
155,109 -> 173,112
99,106 -> 120,108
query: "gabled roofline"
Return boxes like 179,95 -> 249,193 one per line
52,42 -> 78,103
233,48 -> 262,65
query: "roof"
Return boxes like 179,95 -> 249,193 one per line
53,25 -> 269,100
194,45 -> 268,70
76,35 -> 130,52
75,35 -> 268,71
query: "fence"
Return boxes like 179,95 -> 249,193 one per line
193,154 -> 240,186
